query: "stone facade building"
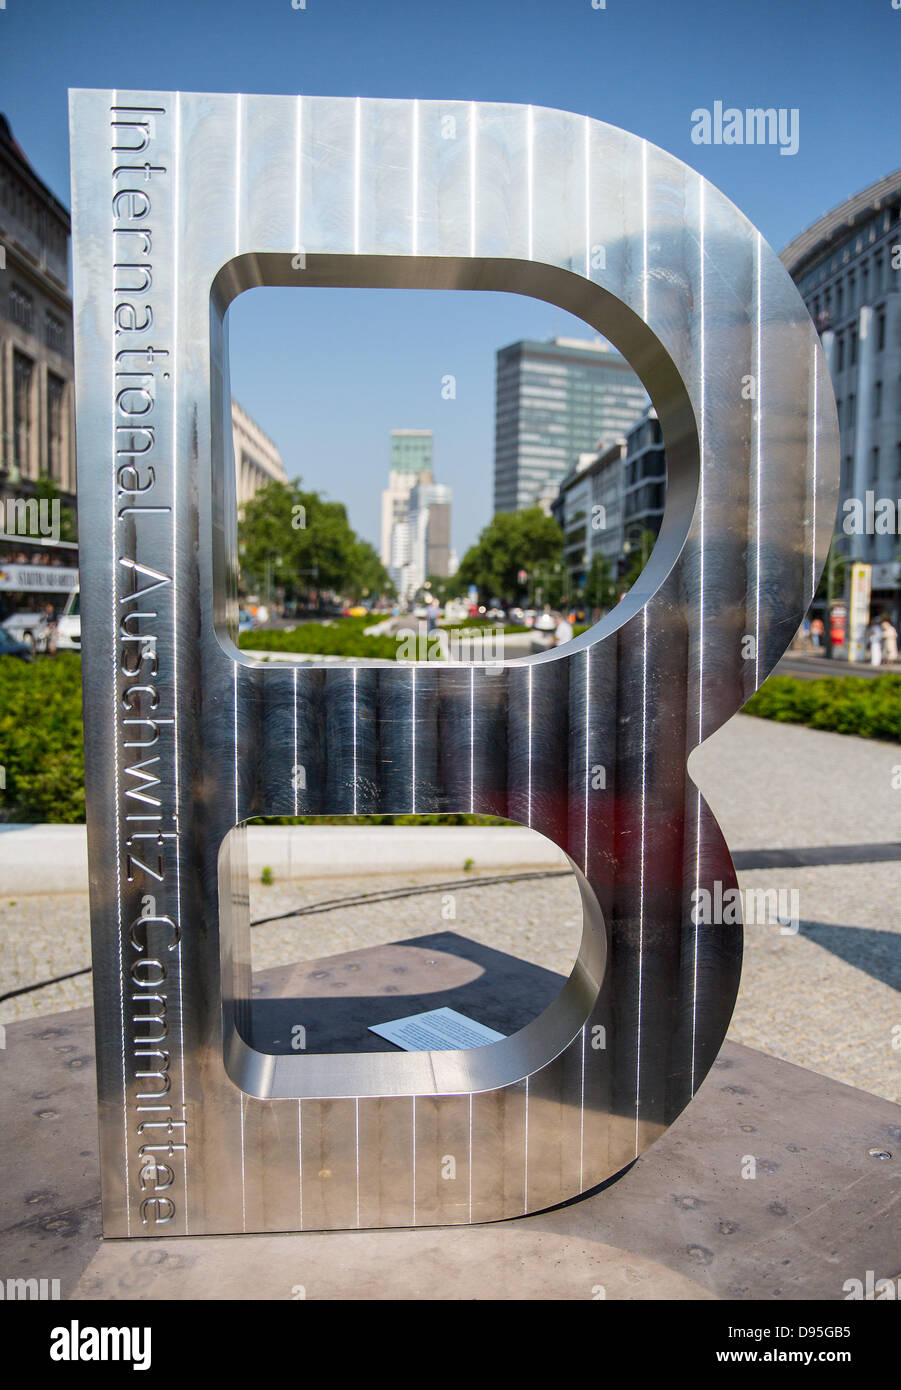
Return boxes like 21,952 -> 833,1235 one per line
782,170 -> 901,623
0,114 -> 76,510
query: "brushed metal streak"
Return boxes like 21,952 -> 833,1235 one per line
69,91 -> 839,1236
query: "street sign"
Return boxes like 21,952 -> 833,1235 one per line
848,562 -> 872,663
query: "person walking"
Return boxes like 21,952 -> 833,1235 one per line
810,616 -> 824,650
867,620 -> 883,667
552,611 -> 574,647
880,615 -> 898,665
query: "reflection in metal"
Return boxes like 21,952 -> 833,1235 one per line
69,92 -> 838,1235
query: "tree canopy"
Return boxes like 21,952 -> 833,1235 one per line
455,508 -> 563,603
238,478 -> 392,602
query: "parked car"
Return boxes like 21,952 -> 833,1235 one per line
2,611 -> 52,653
0,627 -> 34,661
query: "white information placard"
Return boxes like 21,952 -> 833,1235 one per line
369,1007 -> 506,1052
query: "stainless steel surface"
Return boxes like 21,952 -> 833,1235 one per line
69,91 -> 839,1236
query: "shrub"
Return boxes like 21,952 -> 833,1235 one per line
743,674 -> 901,743
239,623 -> 400,660
0,652 -> 85,822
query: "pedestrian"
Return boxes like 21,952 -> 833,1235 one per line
867,620 -> 883,667
43,602 -> 58,656
553,611 -> 574,647
880,615 -> 898,664
810,616 -> 824,650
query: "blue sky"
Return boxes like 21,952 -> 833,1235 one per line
2,0 -> 898,554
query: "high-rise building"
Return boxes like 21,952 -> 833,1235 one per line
408,479 -> 452,594
380,429 -> 453,600
390,428 -> 433,477
380,429 -> 434,566
781,171 -> 901,624
552,406 -> 666,595
622,407 -> 666,554
0,114 -> 76,509
494,336 -> 648,515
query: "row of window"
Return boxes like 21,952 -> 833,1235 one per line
624,482 -> 665,518
6,348 -> 68,478
836,376 -> 901,428
5,285 -> 68,352
833,310 -> 888,371
801,206 -> 900,298
624,449 -> 666,487
840,443 -> 901,487
0,169 -> 68,261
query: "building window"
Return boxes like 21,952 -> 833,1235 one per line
850,328 -> 858,366
47,373 -> 65,481
870,447 -> 879,482
44,312 -> 66,354
842,455 -> 853,489
12,351 -> 34,473
836,334 -> 844,372
848,272 -> 855,309
848,393 -> 855,427
877,312 -> 886,351
8,284 -> 33,331
874,381 -> 882,417
896,443 -> 901,478
835,283 -> 843,318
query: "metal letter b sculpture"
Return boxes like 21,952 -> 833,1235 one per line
69,91 -> 838,1236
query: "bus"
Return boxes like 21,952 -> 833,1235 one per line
0,533 -> 79,653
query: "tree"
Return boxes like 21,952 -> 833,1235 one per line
238,478 -> 381,605
621,530 -> 657,593
35,473 -> 77,543
456,508 -> 563,603
814,541 -> 846,606
583,552 -> 616,613
424,573 -> 455,605
346,538 -> 394,602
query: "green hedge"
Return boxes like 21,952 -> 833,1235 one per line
239,622 -> 401,660
3,657 -> 897,827
743,674 -> 901,743
0,652 -> 85,823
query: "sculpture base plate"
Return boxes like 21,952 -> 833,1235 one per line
3,937 -> 899,1300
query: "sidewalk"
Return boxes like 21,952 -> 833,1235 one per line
1,713 -> 898,1103
0,823 -> 566,896
776,649 -> 901,679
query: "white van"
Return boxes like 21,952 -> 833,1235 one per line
56,586 -> 80,650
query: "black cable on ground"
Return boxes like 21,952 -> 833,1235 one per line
0,868 -> 573,1005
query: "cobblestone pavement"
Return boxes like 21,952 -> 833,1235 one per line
1,714 -> 898,1103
